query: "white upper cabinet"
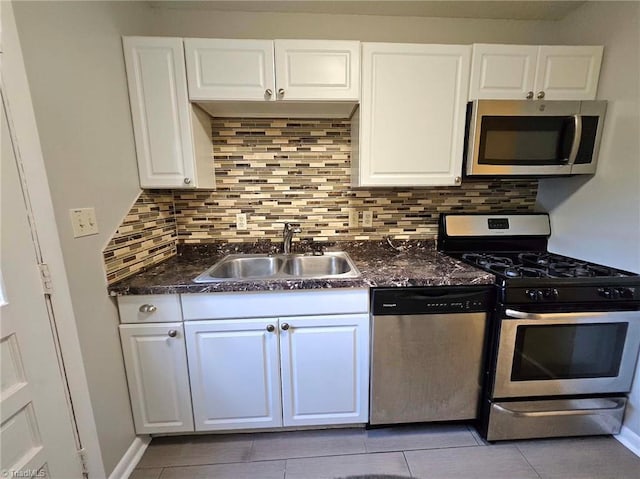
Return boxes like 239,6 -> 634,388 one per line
122,37 -> 215,189
184,38 -> 360,102
184,38 -> 275,101
354,42 -> 471,187
274,40 -> 360,101
470,44 -> 603,100
534,46 -> 603,100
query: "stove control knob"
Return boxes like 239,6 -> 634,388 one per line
598,287 -> 613,299
526,289 -> 542,301
617,288 -> 634,299
543,288 -> 559,300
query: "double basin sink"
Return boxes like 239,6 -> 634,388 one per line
193,251 -> 361,283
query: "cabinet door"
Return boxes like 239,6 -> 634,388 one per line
185,319 -> 282,431
280,314 -> 369,427
469,44 -> 539,100
123,37 -> 196,188
274,40 -> 360,101
534,46 -> 603,100
184,38 -> 275,101
119,323 -> 194,434
357,43 -> 470,186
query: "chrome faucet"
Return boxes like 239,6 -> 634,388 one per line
282,223 -> 301,254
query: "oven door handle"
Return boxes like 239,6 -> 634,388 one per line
493,400 -> 626,418
504,309 -> 637,320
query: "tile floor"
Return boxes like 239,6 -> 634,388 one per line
131,424 -> 640,478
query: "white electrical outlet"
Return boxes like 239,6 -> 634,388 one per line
362,210 -> 373,228
70,207 -> 99,238
348,209 -> 359,228
236,213 -> 248,230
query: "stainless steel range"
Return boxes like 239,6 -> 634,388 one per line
438,213 -> 640,441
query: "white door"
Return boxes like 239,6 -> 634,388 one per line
358,43 -> 470,186
119,323 -> 194,434
274,40 -> 360,101
534,45 -> 603,100
123,36 -> 196,188
469,44 -> 539,100
280,314 -> 369,427
185,319 -> 282,431
184,38 -> 275,101
1,100 -> 83,478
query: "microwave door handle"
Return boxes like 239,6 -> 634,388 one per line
504,309 -> 634,320
566,114 -> 583,166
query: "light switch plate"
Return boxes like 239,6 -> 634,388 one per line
70,208 -> 99,238
362,210 -> 373,228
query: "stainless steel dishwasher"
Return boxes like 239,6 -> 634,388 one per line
370,286 -> 491,425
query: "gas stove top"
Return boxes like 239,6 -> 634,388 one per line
438,213 -> 640,304
460,251 -> 632,280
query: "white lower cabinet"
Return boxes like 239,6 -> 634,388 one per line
185,314 -> 369,431
119,323 -> 194,434
280,314 -> 369,427
184,318 -> 283,431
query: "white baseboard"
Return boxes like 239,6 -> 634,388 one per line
108,435 -> 151,479
615,425 -> 640,458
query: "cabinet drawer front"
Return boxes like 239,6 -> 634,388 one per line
181,288 -> 369,320
117,294 -> 182,323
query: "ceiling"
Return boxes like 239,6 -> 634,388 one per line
148,1 -> 587,21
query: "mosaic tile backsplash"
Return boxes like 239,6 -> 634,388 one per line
104,118 -> 538,284
175,118 -> 538,242
103,190 -> 177,284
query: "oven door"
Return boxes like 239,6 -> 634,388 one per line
492,309 -> 640,398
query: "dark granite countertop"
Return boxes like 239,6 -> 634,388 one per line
108,240 -> 494,295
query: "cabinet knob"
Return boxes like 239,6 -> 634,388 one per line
167,330 -> 177,338
277,88 -> 285,97
537,91 -> 545,99
454,176 -> 462,184
139,304 -> 157,313
281,322 -> 290,331
184,177 -> 192,185
526,91 -> 534,99
265,89 -> 273,97
266,324 -> 275,332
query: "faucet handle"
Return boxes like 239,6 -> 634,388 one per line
284,222 -> 302,232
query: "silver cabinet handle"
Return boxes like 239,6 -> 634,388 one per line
139,304 -> 157,313
167,330 -> 177,338
184,177 -> 191,185
266,324 -> 275,332
281,322 -> 290,331
454,176 -> 461,184
278,88 -> 285,97
536,91 -> 545,99
526,91 -> 534,99
265,89 -> 273,97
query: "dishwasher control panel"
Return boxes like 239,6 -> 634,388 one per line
372,286 -> 492,315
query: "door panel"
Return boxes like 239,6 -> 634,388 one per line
185,319 -> 282,431
119,323 -> 194,434
1,100 -> 81,477
280,314 -> 369,426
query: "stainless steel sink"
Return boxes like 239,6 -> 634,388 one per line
193,252 -> 360,283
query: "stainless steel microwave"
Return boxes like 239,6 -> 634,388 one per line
465,100 -> 607,177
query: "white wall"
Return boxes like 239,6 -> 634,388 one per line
535,1 -> 640,444
537,2 -> 640,274
148,6 -> 557,44
12,1 -> 155,475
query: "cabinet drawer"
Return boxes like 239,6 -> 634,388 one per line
117,294 -> 182,323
